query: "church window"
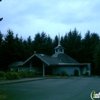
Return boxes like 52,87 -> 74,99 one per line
59,49 -> 62,52
56,49 -> 58,52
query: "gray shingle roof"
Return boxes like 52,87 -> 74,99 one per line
23,54 -> 62,66
23,53 -> 78,66
9,61 -> 23,68
52,53 -> 78,63
54,45 -> 64,49
36,54 -> 62,65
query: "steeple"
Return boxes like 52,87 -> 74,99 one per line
54,33 -> 64,54
58,33 -> 60,46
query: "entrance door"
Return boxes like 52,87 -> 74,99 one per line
45,67 -> 52,75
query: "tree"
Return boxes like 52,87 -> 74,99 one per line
0,32 -> 3,70
81,31 -> 92,62
53,35 -> 58,47
0,30 -> 15,70
45,35 -> 53,55
22,36 -> 33,60
93,43 -> 100,75
81,31 -> 100,75
33,32 -> 51,54
63,29 -> 82,61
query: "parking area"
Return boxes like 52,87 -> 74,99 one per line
0,77 -> 100,100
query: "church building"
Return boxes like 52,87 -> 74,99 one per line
9,35 -> 91,76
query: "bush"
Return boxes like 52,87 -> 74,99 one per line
57,73 -> 60,76
18,71 -> 27,78
83,72 -> 89,76
26,70 -> 35,78
0,71 -> 5,78
61,70 -> 68,76
6,72 -> 20,80
74,69 -> 79,76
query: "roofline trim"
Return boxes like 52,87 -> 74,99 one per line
23,54 -> 50,66
36,54 -> 50,66
22,54 -> 35,65
58,63 -> 91,66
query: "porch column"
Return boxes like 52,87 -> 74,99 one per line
87,63 -> 91,76
43,63 -> 45,77
30,62 -> 32,70
18,67 -> 19,72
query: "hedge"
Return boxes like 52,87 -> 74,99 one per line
5,72 -> 20,80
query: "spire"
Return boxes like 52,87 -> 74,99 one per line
53,33 -> 64,54
58,33 -> 60,46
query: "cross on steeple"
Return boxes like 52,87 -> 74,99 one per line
54,33 -> 64,54
58,33 -> 60,46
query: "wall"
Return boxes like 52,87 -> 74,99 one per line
18,67 -> 35,71
53,65 -> 80,76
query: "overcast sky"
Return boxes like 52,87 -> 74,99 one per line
0,0 -> 100,39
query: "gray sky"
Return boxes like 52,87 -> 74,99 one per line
0,0 -> 100,39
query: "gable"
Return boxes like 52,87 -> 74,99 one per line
22,54 -> 62,66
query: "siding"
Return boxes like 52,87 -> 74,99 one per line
53,65 -> 80,76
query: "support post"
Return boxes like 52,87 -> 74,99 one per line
30,62 -> 32,71
87,63 -> 91,76
18,67 -> 19,72
43,63 -> 45,77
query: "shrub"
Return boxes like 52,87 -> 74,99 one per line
0,71 -> 5,78
83,72 -> 89,76
6,72 -> 20,80
57,73 -> 60,76
18,71 -> 27,78
61,70 -> 68,76
74,69 -> 79,76
26,70 -> 35,78
0,93 -> 7,100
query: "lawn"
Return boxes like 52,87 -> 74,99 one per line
0,93 -> 7,100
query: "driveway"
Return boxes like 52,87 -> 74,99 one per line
0,77 -> 100,100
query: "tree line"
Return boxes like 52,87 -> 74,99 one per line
0,29 -> 100,75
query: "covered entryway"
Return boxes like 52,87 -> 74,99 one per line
22,55 -> 53,77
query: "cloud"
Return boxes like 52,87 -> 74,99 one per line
0,0 -> 100,39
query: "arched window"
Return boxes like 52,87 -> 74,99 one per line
59,49 -> 62,52
56,49 -> 58,52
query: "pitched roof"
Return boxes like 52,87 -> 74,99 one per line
23,54 -> 62,66
23,52 -> 79,66
36,54 -> 62,65
52,53 -> 78,63
54,45 -> 64,49
8,61 -> 23,68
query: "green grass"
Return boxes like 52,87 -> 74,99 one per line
0,93 -> 7,100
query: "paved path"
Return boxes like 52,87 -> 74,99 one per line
0,77 -> 100,100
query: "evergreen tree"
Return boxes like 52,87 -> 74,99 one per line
53,35 -> 58,47
45,35 -> 53,55
33,32 -> 51,54
0,32 -> 3,70
1,30 -> 15,70
64,29 -> 82,61
81,31 -> 91,62
93,43 -> 100,75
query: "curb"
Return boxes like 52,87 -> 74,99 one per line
0,78 -> 45,85
0,76 -> 75,85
